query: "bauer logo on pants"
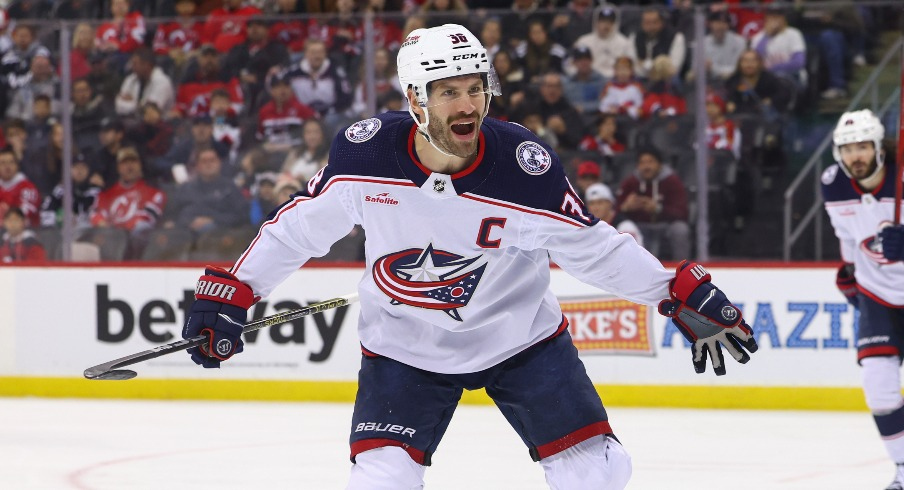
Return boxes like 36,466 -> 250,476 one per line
562,297 -> 655,355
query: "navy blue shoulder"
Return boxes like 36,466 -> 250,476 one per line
820,164 -> 857,202
821,160 -> 899,202
472,118 -> 581,217
326,111 -> 412,179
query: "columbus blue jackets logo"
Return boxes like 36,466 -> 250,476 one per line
515,141 -> 552,175
861,221 -> 895,265
373,244 -> 487,321
346,118 -> 382,143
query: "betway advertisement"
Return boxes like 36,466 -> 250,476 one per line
0,265 -> 862,387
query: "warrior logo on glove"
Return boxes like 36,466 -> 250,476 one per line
216,339 -> 233,357
658,261 -> 759,375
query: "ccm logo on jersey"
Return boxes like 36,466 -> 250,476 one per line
195,280 -> 237,301
364,192 -> 399,205
355,422 -> 416,437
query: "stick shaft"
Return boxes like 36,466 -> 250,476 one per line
84,293 -> 358,378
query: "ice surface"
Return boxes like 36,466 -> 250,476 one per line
0,398 -> 889,489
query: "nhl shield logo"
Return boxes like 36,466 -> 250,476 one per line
346,118 -> 382,143
516,141 -> 552,175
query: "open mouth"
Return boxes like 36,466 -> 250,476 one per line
451,121 -> 475,137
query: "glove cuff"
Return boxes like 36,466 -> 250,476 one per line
195,266 -> 255,309
669,260 -> 711,302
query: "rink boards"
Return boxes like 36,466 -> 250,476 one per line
0,264 -> 870,410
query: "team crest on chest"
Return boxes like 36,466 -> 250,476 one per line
372,244 -> 487,321
515,141 -> 552,175
345,118 -> 382,143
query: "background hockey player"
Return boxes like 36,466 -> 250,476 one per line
822,109 -> 904,490
180,24 -> 758,489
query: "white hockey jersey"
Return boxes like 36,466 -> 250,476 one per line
232,112 -> 671,374
822,161 -> 904,307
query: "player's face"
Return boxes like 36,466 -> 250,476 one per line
839,141 -> 878,180
424,75 -> 487,158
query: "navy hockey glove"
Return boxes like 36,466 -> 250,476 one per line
880,224 -> 904,262
835,263 -> 858,308
183,266 -> 255,368
658,261 -> 758,376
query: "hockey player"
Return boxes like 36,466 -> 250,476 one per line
822,109 -> 904,490
181,24 -> 758,489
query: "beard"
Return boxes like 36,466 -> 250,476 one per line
424,108 -> 483,158
846,158 -> 878,180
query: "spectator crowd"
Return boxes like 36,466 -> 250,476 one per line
0,0 -> 893,263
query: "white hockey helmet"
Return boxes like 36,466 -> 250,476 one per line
832,109 -> 885,178
397,24 -> 501,120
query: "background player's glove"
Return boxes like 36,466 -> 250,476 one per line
183,266 -> 255,368
880,224 -> 904,262
835,263 -> 858,307
658,261 -> 758,376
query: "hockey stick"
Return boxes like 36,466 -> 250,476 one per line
84,293 -> 359,381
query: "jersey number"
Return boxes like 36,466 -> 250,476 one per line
477,217 -> 506,248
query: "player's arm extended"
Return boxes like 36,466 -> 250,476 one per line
539,217 -> 756,375
230,180 -> 359,298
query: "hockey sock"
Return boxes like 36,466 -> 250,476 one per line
861,356 -> 904,463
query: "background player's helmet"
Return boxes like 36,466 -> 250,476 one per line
832,109 -> 885,179
397,24 -> 501,131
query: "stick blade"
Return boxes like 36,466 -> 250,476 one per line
84,369 -> 138,381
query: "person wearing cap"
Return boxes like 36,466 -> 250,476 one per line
704,10 -> 746,82
575,160 -> 602,197
203,0 -> 262,54
223,15 -> 289,112
39,153 -> 101,230
584,182 -> 643,247
573,5 -> 630,79
563,46 -> 606,114
257,72 -> 316,153
89,117 -> 127,188
154,113 -> 230,183
115,46 -> 175,117
89,146 -> 166,258
615,147 -> 690,260
173,44 -> 243,118
750,4 -> 807,90
627,8 -> 686,80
